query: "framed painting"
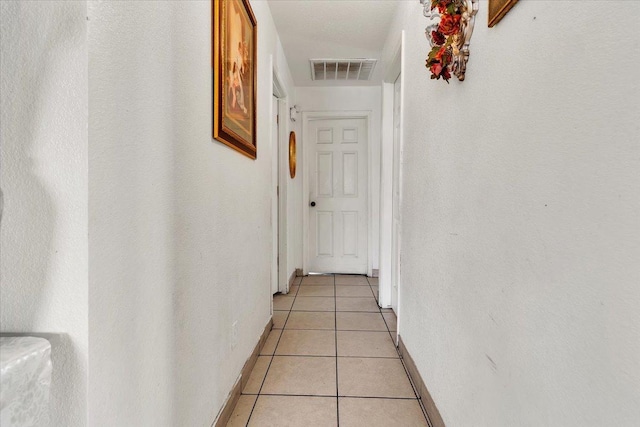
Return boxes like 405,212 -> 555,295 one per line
213,0 -> 257,159
488,0 -> 518,27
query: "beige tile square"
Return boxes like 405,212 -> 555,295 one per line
336,297 -> 379,312
294,276 -> 303,285
273,295 -> 295,311
248,395 -> 337,427
276,330 -> 336,356
380,307 -> 394,313
286,311 -> 335,330
273,311 -> 288,329
226,395 -> 257,427
383,312 -> 397,332
261,356 -> 336,396
288,285 -> 299,295
298,285 -> 335,297
336,285 -> 374,297
338,358 -> 415,398
368,277 -> 379,286
372,286 -> 379,302
292,296 -> 335,312
336,312 -> 387,331
301,275 -> 334,285
260,329 -> 282,355
337,331 -> 398,358
335,275 -> 369,285
338,397 -> 427,427
243,356 -> 271,394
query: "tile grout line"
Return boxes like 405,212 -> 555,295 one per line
244,279 -> 301,426
399,355 -> 433,426
367,277 -> 431,426
243,392 -> 420,401
367,276 -> 431,426
300,285 -> 372,287
293,294 -> 377,300
274,282 -> 298,332
370,275 -> 395,342
370,276 -> 417,396
265,354 -> 400,360
280,328 -> 393,332
290,309 -> 380,313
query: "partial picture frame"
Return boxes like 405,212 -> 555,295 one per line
289,131 -> 296,179
212,0 -> 257,159
488,0 -> 518,28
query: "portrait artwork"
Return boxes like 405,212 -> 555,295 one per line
213,0 -> 257,159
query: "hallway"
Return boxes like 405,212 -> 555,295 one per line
1,1 -> 638,425
227,275 -> 428,426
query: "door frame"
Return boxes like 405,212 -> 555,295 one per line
379,31 -> 404,333
390,73 -> 403,315
302,110 -> 373,276
272,62 -> 289,294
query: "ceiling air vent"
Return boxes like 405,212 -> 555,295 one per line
310,59 -> 377,81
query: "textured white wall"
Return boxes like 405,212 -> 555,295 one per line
381,1 -> 640,425
287,143 -> 303,279
87,0 -> 293,425
0,2 -> 88,426
294,87 -> 382,274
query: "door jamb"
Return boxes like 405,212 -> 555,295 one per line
302,110 -> 373,276
380,31 -> 405,337
272,63 -> 288,294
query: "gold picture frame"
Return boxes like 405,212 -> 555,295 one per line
488,0 -> 518,28
212,0 -> 257,159
289,131 -> 296,179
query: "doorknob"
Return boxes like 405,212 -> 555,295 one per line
310,201 -> 316,207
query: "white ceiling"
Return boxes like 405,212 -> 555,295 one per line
267,0 -> 402,86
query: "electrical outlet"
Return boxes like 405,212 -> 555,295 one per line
231,321 -> 238,350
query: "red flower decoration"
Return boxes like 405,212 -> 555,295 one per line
436,1 -> 448,13
438,13 -> 461,36
431,30 -> 445,46
426,0 -> 465,83
429,62 -> 443,77
441,67 -> 451,81
426,45 -> 451,83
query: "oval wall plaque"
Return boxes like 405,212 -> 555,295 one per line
289,131 -> 297,178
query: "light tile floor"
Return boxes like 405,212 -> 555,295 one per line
227,274 -> 429,427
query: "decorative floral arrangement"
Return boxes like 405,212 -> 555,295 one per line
424,0 -> 478,83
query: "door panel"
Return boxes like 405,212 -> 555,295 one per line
342,152 -> 358,196
316,211 -> 334,257
308,118 -> 368,274
342,211 -> 358,256
317,152 -> 333,197
317,128 -> 333,144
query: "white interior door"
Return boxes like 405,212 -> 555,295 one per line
391,74 -> 402,313
308,118 -> 368,274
